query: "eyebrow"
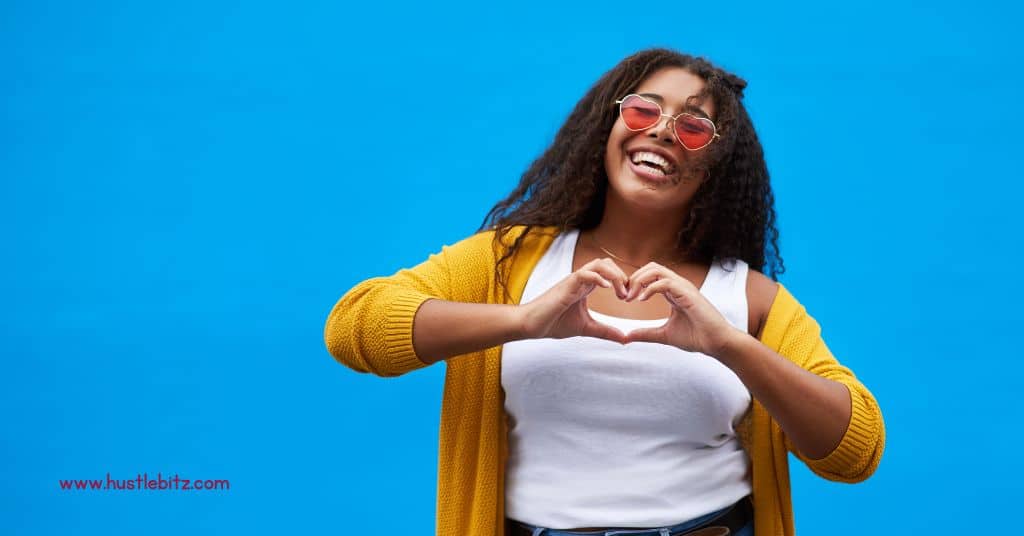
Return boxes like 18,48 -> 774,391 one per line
637,93 -> 712,119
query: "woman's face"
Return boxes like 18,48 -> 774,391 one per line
604,67 -> 717,212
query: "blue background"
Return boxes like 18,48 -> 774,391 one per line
3,0 -> 1020,533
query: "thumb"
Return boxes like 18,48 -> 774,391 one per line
581,320 -> 629,345
624,326 -> 667,345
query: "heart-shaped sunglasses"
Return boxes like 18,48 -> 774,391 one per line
615,94 -> 720,151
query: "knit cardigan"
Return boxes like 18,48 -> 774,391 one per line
324,224 -> 885,536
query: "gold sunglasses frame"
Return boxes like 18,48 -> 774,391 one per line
615,93 -> 720,151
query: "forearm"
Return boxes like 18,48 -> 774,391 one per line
715,331 -> 853,460
412,299 -> 526,365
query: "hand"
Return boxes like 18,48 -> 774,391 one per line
623,262 -> 744,356
519,258 -> 631,344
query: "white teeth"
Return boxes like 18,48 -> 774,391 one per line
640,164 -> 667,176
629,151 -> 676,174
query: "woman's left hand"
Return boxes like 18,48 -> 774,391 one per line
623,262 -> 744,356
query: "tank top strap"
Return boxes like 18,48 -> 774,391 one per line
700,257 -> 750,333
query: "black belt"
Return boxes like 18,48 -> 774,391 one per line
506,495 -> 753,536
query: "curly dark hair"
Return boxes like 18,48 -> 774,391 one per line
478,47 -> 785,301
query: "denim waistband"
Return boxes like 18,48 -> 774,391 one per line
508,495 -> 750,536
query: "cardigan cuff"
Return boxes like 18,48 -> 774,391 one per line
807,381 -> 879,477
383,292 -> 435,375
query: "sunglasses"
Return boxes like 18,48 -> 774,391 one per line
615,94 -> 720,151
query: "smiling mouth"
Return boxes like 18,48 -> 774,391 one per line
627,158 -> 677,182
629,150 -> 677,173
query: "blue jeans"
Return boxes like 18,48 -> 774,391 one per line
511,501 -> 754,536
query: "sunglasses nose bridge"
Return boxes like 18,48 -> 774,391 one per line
662,114 -> 677,132
640,109 -> 674,135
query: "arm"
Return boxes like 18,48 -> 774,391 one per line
717,332 -> 854,460
323,229 -> 523,377
411,299 -> 525,365
719,282 -> 885,483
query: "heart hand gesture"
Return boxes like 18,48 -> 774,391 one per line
622,262 -> 742,356
518,258 -> 631,344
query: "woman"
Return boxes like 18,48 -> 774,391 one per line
324,48 -> 885,536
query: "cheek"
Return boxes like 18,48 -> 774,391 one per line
605,137 -> 625,167
605,124 -> 630,157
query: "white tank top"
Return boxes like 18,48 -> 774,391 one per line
501,228 -> 753,528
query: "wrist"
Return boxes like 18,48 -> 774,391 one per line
709,326 -> 752,362
511,303 -> 534,341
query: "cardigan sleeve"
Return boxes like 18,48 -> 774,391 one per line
765,286 -> 887,483
323,229 -> 500,377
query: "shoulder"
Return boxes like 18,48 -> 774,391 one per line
445,225 -> 552,252
448,225 -> 561,276
745,265 -> 781,340
483,224 -> 562,257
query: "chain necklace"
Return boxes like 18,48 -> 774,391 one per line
586,232 -> 685,269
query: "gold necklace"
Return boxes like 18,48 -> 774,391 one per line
586,232 -> 684,269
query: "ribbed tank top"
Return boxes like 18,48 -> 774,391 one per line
501,228 -> 753,529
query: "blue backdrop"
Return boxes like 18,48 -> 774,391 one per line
4,1 -> 1019,533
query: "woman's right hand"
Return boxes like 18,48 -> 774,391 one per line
518,258 -> 631,344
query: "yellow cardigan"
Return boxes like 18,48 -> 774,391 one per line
324,225 -> 885,536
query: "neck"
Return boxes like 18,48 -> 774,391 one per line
587,195 -> 690,266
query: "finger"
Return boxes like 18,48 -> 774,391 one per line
584,258 -> 630,299
626,265 -> 665,300
624,325 -> 667,345
572,270 -> 612,297
582,319 -> 628,345
599,258 -> 631,296
598,259 -> 630,299
634,279 -> 676,302
640,279 -> 696,311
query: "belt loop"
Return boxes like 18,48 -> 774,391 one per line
531,528 -> 544,536
659,530 -> 670,536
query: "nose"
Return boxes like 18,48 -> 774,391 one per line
646,116 -> 674,143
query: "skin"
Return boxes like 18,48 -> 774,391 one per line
581,66 -> 778,336
413,69 -> 854,527
561,66 -> 853,462
517,68 -> 853,531
596,66 -> 716,265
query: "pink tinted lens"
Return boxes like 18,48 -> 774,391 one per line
620,95 -> 661,130
675,115 -> 715,149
